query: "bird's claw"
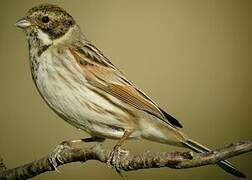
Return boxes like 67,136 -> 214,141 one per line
48,143 -> 72,172
107,147 -> 129,174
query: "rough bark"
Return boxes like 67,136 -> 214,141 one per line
0,140 -> 251,179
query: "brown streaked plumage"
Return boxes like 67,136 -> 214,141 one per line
15,3 -> 245,177
69,46 -> 182,128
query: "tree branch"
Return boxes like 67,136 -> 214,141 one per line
0,140 -> 251,179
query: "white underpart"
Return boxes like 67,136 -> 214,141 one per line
37,29 -> 53,45
35,45 -> 141,139
35,48 -> 181,144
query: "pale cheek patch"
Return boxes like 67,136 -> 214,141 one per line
37,29 -> 52,45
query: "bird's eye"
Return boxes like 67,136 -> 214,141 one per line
42,16 -> 50,23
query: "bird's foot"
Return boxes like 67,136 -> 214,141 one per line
48,142 -> 72,172
107,146 -> 129,174
48,137 -> 104,171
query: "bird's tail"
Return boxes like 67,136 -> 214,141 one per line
184,139 -> 246,178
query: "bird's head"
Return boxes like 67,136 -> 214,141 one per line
16,4 -> 76,46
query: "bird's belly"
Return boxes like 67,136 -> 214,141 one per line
34,55 -> 139,138
38,80 -> 127,137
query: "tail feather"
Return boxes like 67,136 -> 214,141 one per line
185,139 -> 246,178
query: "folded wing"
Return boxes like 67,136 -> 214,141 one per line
69,44 -> 183,129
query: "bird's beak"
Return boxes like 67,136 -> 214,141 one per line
15,17 -> 31,29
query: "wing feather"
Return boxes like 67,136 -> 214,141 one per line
69,46 -> 183,128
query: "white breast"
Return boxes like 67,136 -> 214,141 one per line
34,47 -> 136,138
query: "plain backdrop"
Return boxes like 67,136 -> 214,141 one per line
0,0 -> 251,180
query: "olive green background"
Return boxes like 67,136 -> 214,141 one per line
0,0 -> 251,179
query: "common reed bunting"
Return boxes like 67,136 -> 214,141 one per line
15,4 -> 245,177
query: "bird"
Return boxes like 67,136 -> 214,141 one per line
15,4 -> 245,177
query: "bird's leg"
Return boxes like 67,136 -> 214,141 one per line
49,136 -> 105,171
107,130 -> 132,173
